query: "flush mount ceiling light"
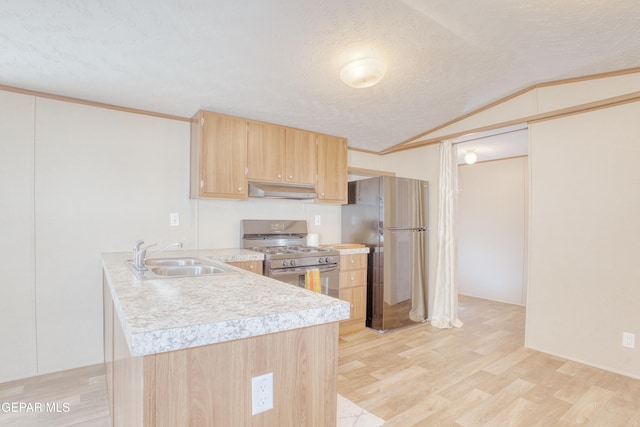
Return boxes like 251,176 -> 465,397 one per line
340,57 -> 387,88
464,151 -> 478,165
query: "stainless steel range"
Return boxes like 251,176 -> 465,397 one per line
241,220 -> 339,297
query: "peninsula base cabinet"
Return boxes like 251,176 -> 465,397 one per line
104,281 -> 339,427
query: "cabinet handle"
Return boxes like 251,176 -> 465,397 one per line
277,174 -> 282,179
289,175 -> 293,179
249,264 -> 254,269
200,180 -> 204,189
350,275 -> 354,281
350,259 -> 354,264
238,187 -> 243,192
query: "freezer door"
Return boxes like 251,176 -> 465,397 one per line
383,177 -> 429,229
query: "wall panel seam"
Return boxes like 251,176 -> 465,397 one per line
33,96 -> 39,374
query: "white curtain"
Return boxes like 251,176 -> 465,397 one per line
431,140 -> 463,329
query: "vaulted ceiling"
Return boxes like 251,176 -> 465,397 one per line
2,0 -> 639,152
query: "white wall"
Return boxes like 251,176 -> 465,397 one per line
348,150 -> 382,171
0,91 -> 37,382
197,198 -> 341,248
413,71 -> 640,144
527,101 -> 640,379
33,98 -> 196,375
0,90 -> 342,382
458,157 -> 528,305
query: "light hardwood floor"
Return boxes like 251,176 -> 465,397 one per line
338,295 -> 640,426
1,295 -> 639,426
0,363 -> 110,426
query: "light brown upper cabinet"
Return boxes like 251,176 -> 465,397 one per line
247,122 -> 316,186
284,128 -> 316,186
191,111 -> 248,199
191,110 -> 347,202
246,121 -> 285,183
316,134 -> 348,204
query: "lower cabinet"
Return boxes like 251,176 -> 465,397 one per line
226,260 -> 263,275
338,253 -> 368,335
103,276 -> 114,417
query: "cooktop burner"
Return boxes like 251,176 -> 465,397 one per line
251,245 -> 335,256
241,220 -> 339,261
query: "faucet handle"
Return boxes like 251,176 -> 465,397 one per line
133,240 -> 145,252
133,242 -> 156,271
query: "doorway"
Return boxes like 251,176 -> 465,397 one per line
455,126 -> 529,306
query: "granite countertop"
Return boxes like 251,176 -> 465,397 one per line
102,249 -> 350,357
335,247 -> 370,255
322,244 -> 370,255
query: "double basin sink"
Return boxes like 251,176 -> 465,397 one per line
127,257 -> 235,279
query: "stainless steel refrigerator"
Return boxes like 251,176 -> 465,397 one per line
342,176 -> 429,331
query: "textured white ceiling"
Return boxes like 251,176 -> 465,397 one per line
1,1 -> 639,152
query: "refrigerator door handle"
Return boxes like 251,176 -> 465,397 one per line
384,227 -> 427,232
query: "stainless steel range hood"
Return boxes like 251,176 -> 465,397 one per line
248,182 -> 316,199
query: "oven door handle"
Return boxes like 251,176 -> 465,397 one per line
269,265 -> 338,276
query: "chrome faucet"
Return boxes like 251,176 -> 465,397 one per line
132,240 -> 183,271
133,240 -> 155,270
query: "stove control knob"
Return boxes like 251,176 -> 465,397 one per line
318,257 -> 324,264
282,260 -> 288,267
324,257 -> 330,263
290,259 -> 296,266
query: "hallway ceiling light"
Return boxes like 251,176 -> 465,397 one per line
464,151 -> 478,165
340,57 -> 387,88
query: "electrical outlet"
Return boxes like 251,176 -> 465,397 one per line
314,215 -> 321,226
170,212 -> 179,227
622,332 -> 635,349
251,372 -> 273,415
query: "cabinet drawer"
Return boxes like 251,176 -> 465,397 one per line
339,286 -> 366,321
227,261 -> 263,275
339,269 -> 367,288
340,253 -> 367,271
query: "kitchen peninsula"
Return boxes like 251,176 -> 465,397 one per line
102,249 -> 349,426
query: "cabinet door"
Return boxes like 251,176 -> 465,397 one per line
247,121 -> 285,183
198,112 -> 247,199
338,286 -> 366,321
285,128 -> 316,185
351,286 -> 367,320
103,278 -> 113,416
340,254 -> 367,271
316,134 -> 347,203
227,260 -> 263,275
339,269 -> 367,289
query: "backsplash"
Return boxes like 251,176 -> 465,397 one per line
196,197 -> 342,249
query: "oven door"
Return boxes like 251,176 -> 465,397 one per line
268,264 -> 339,298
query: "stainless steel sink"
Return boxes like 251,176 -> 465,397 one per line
150,265 -> 229,276
126,257 -> 235,279
145,257 -> 202,267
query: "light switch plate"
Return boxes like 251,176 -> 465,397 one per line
314,215 -> 321,226
170,212 -> 179,227
622,332 -> 635,349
